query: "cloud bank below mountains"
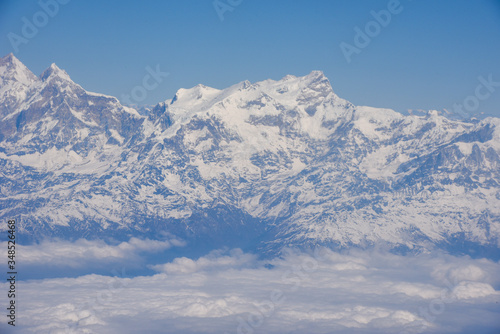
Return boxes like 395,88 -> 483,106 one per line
1,237 -> 185,269
2,243 -> 499,334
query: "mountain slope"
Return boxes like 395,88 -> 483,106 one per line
0,54 -> 499,255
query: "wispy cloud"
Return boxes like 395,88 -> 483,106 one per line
1,237 -> 185,268
3,246 -> 499,333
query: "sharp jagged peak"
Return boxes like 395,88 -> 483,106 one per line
275,71 -> 327,83
0,53 -> 38,85
241,79 -> 251,88
301,70 -> 336,96
0,53 -> 23,67
40,63 -> 73,83
1,53 -> 16,64
305,70 -> 326,78
301,70 -> 332,86
262,70 -> 337,102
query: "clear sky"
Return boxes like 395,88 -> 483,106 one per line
1,0 -> 499,117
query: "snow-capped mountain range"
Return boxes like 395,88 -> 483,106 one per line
1,53 -> 499,254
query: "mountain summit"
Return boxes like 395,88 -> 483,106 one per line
40,63 -> 73,83
0,55 -> 499,255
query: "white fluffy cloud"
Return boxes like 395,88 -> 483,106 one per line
2,247 -> 499,334
151,248 -> 257,274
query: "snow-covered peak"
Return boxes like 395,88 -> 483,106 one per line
164,71 -> 338,119
40,63 -> 73,83
0,53 -> 26,70
0,53 -> 38,86
304,70 -> 326,79
252,71 -> 336,100
281,74 -> 297,81
171,84 -> 222,107
299,70 -> 334,94
0,53 -> 39,118
156,71 -> 344,141
1,53 -> 15,63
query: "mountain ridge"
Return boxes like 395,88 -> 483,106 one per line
0,54 -> 499,256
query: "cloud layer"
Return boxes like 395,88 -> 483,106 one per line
2,246 -> 499,334
1,237 -> 185,269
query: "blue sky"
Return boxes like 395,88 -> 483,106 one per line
0,0 -> 499,117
